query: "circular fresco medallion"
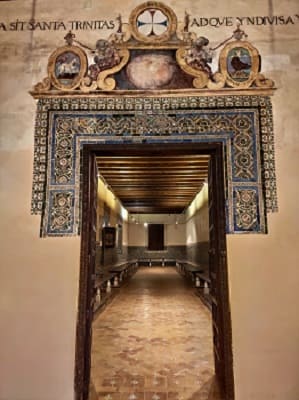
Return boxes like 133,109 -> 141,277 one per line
129,2 -> 177,43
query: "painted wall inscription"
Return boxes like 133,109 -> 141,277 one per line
0,15 -> 298,32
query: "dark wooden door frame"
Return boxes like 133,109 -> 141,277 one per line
75,142 -> 234,400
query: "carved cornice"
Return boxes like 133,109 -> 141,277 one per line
30,87 -> 276,99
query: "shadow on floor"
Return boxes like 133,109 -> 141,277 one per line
188,376 -> 222,400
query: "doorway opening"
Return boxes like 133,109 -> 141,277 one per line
75,143 -> 234,400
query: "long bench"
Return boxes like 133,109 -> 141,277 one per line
195,271 -> 212,310
109,260 -> 138,287
93,260 -> 139,314
176,260 -> 205,282
138,258 -> 176,267
93,272 -> 116,314
176,260 -> 212,309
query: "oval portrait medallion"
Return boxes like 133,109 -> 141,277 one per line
219,41 -> 260,88
48,45 -> 88,91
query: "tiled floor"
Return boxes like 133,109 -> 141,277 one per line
90,267 -> 218,400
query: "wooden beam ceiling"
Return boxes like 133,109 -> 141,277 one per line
97,155 -> 209,214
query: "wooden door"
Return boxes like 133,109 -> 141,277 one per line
148,224 -> 164,250
209,148 -> 234,400
75,149 -> 98,400
75,142 -> 234,400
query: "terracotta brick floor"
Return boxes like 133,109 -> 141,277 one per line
90,267 -> 218,400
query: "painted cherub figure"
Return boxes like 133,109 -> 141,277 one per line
185,36 -> 213,78
89,39 -> 121,80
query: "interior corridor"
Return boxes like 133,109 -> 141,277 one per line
90,267 -> 216,400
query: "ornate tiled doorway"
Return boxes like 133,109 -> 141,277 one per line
75,143 -> 233,400
29,3 -> 277,399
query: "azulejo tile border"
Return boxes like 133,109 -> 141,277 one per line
45,189 -> 75,236
31,95 -> 277,237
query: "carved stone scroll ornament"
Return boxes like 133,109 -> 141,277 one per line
81,47 -> 130,92
176,45 -> 225,90
33,77 -> 51,92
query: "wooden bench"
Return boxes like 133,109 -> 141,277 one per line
93,272 -> 116,313
137,258 -> 176,267
196,271 -> 211,287
195,272 -> 212,310
109,260 -> 138,287
93,260 -> 138,314
176,260 -> 205,283
176,260 -> 211,310
162,258 -> 176,266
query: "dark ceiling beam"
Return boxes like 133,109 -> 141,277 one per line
98,167 -> 209,172
100,174 -> 206,180
119,195 -> 199,202
107,184 -> 205,190
97,156 -> 210,161
114,192 -> 199,196
97,161 -> 209,166
123,203 -> 190,208
96,154 -> 208,213
127,208 -> 185,214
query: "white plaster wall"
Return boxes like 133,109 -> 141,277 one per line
128,224 -> 147,247
0,154 -> 80,400
122,221 -> 129,246
165,224 -> 186,246
0,1 -> 299,400
186,202 -> 209,245
227,35 -> 299,398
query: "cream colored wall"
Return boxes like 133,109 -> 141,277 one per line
185,203 -> 209,245
96,179 -> 128,243
122,221 -> 129,246
165,224 -> 186,246
128,223 -> 147,246
0,155 -> 80,400
185,184 -> 209,245
227,39 -> 299,399
0,1 -> 299,400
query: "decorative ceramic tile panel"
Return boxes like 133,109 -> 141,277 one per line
233,187 -> 261,232
31,96 -> 277,237
46,190 -> 75,235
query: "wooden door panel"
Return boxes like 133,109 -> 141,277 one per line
76,150 -> 98,400
208,156 -> 225,396
76,143 -> 234,400
208,148 -> 234,400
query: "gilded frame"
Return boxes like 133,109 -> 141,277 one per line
219,40 -> 260,89
47,45 -> 88,91
129,1 -> 177,43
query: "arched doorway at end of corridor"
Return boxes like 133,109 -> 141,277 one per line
75,142 -> 234,400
